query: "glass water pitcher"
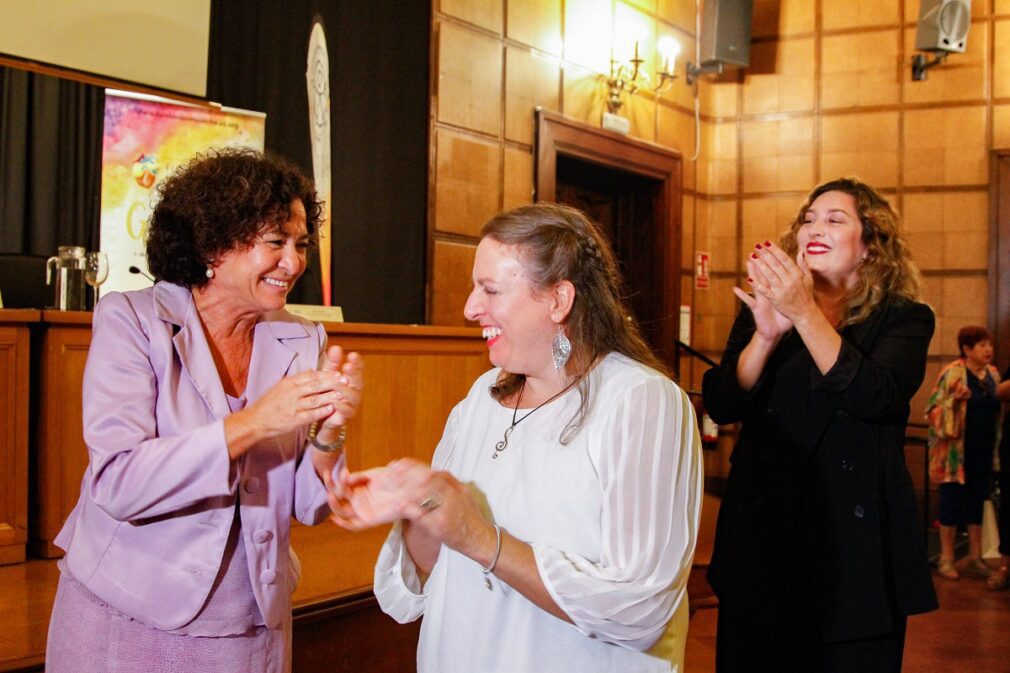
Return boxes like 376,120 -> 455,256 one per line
46,245 -> 86,310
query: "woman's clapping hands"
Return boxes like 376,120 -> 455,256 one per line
329,458 -> 490,555
225,346 -> 363,463
734,241 -> 818,340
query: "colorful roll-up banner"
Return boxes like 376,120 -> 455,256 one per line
99,90 -> 266,296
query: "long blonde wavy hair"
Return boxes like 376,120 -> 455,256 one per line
780,177 -> 923,328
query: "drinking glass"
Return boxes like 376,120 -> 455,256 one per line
84,251 -> 109,307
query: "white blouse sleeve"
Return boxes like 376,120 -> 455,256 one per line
373,402 -> 462,622
531,376 -> 703,650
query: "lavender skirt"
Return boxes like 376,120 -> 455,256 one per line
45,517 -> 292,673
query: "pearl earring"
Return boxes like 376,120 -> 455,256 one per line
206,267 -> 214,279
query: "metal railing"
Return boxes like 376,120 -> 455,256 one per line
672,339 -> 717,398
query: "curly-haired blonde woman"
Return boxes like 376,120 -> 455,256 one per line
703,178 -> 938,673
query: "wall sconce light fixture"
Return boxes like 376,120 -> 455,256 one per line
605,39 -> 680,115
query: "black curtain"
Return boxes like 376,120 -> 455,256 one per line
208,0 -> 430,322
0,67 -> 104,255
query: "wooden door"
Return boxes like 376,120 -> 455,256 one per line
555,155 -> 667,359
989,150 -> 1010,374
536,110 -> 682,366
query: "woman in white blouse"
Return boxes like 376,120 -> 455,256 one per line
330,203 -> 703,673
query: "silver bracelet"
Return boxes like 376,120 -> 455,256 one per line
308,422 -> 346,453
482,524 -> 503,590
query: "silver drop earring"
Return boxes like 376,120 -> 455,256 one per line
552,326 -> 571,371
206,267 -> 214,279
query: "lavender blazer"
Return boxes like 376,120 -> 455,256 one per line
55,282 -> 333,631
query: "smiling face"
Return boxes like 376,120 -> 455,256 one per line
209,199 -> 310,315
796,190 -> 868,289
463,237 -> 558,378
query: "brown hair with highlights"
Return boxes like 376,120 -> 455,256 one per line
480,203 -> 667,442
780,177 -> 923,328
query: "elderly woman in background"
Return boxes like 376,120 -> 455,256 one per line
703,178 -> 938,673
46,148 -> 362,673
926,326 -> 1001,580
330,203 -> 702,673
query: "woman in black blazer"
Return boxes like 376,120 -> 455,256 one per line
702,178 -> 938,673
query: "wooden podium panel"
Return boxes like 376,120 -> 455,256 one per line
31,311 -> 92,559
0,310 -> 39,565
2,314 -> 487,672
30,314 -> 489,590
292,322 -> 490,602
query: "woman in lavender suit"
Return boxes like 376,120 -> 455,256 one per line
45,149 -> 362,673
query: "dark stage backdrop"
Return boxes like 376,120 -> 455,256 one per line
0,67 -> 103,256
208,0 -> 430,322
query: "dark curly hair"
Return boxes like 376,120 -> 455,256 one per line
146,147 -> 323,288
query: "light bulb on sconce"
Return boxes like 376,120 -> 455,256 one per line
656,37 -> 681,92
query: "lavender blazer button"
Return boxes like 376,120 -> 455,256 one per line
260,569 -> 277,584
244,477 -> 260,494
253,529 -> 272,544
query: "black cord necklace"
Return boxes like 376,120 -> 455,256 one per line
492,377 -> 579,460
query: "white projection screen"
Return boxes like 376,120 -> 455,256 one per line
0,0 -> 211,97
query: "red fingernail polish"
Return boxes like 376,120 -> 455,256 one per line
754,243 -> 762,249
747,277 -> 753,283
751,253 -> 758,259
763,241 -> 771,247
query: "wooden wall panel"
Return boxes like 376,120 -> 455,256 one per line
752,0 -> 814,37
903,107 -> 988,186
440,0 -> 502,33
428,0 -> 700,330
741,38 -> 816,116
506,0 -> 562,55
504,47 -> 560,145
995,105 -> 1010,149
995,20 -> 1010,100
820,112 -> 900,188
821,31 -> 901,110
502,146 -> 534,211
430,240 -> 478,327
433,129 -> 501,237
426,0 -> 1010,479
822,0 -> 899,30
436,21 -> 502,135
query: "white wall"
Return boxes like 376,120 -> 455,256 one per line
0,0 -> 210,96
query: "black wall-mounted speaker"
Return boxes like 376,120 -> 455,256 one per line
915,0 -> 971,53
699,0 -> 754,67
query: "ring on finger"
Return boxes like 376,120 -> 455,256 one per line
419,494 -> 442,512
